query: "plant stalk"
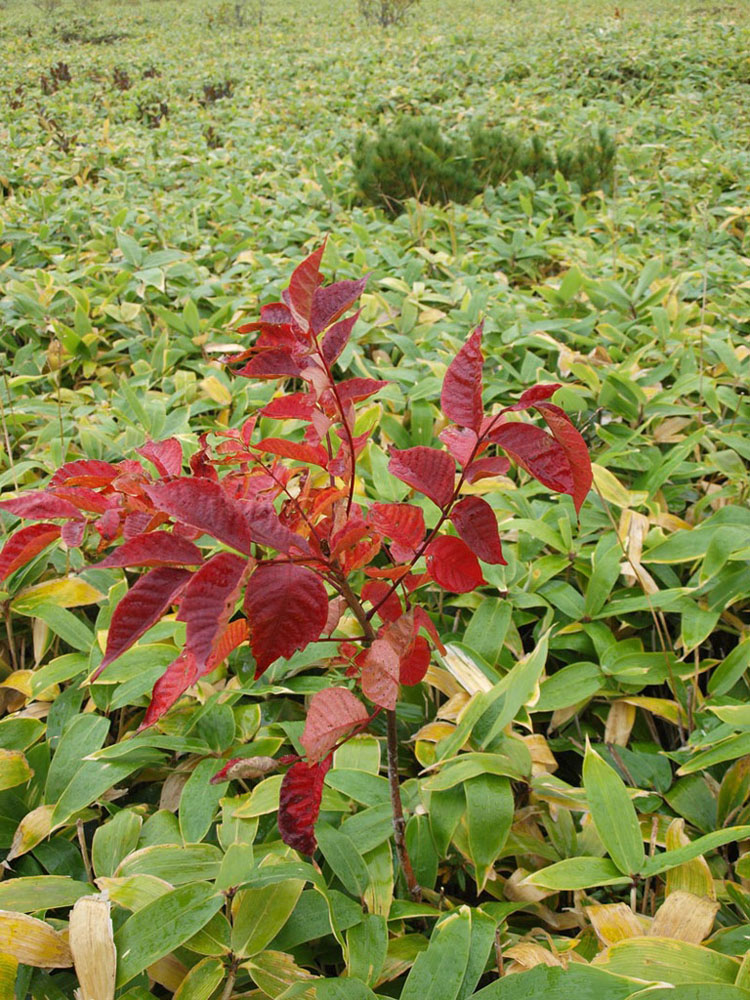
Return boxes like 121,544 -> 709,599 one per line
387,707 -> 422,901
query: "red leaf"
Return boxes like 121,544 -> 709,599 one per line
321,311 -> 360,366
95,509 -> 121,542
438,426 -> 478,467
92,532 -> 203,569
244,563 -> 328,677
209,617 -> 250,668
301,687 -> 369,764
425,536 -> 486,593
335,378 -> 389,406
144,479 -> 253,554
534,403 -> 592,514
140,649 -> 199,729
509,383 -> 562,410
278,755 -> 332,855
235,349 -> 303,380
177,552 -> 248,671
362,580 -> 403,623
311,276 -> 368,334
388,447 -> 455,509
464,456 -> 511,483
0,524 -> 60,581
361,638 -> 400,710
52,487 -> 114,515
450,497 -> 506,565
441,324 -> 484,432
0,492 -> 83,521
242,501 -> 310,555
413,606 -> 446,654
96,567 -> 191,676
50,459 -> 119,488
61,521 -> 86,548
253,438 -> 328,468
368,503 -> 425,563
400,635 -> 431,685
488,422 -> 575,499
287,243 -> 326,332
137,438 -> 183,478
260,393 -> 315,421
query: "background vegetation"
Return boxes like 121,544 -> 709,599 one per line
1,0 -> 750,997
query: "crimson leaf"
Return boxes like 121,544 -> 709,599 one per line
388,447 -> 455,509
489,422 -> 575,499
400,636 -> 431,686
301,687 -> 369,764
534,402 -> 592,514
278,755 -> 332,855
441,324 -> 484,432
177,552 -> 248,671
0,524 -> 61,581
92,532 -> 203,569
450,497 -> 506,565
311,277 -> 368,334
144,478 -> 254,554
96,567 -> 191,676
287,243 -> 326,332
321,310 -> 361,366
0,492 -> 82,521
360,638 -> 400,710
244,563 -> 328,677
136,438 -> 183,478
140,650 -> 198,729
425,536 -> 486,593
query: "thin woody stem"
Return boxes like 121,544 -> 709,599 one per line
335,569 -> 421,900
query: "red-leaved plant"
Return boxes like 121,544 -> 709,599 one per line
0,244 -> 592,897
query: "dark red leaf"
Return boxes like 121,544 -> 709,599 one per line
450,497 -> 506,565
413,606 -> 446,654
253,438 -> 329,468
50,459 -> 119,488
534,403 -> 592,514
144,478 -> 254,554
137,438 -> 183,478
61,521 -> 86,548
360,638 -> 400,710
321,310 -> 361,366
489,422 -> 575,499
177,552 -> 249,671
301,687 -> 369,764
464,456 -> 511,483
235,349 -> 303,380
287,243 -> 326,332
362,580 -> 403,623
92,532 -> 203,569
400,636 -> 431,685
52,487 -> 114,515
244,563 -> 329,677
242,501 -> 310,555
0,524 -> 60,581
368,503 -> 425,563
260,393 -> 315,421
425,536 -> 486,593
441,324 -> 484,432
95,509 -> 122,542
438,426 -> 478,467
278,755 -> 332,855
335,378 -> 389,406
96,567 -> 191,677
0,492 -> 83,521
237,301 -> 293,333
388,447 -> 455,509
507,383 -> 562,411
311,276 -> 368,334
140,649 -> 198,729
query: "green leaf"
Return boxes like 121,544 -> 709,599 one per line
230,879 -> 304,958
465,774 -> 513,891
0,876 -> 92,912
400,908 -> 472,1000
179,758 -> 228,844
114,882 -> 224,987
45,714 -> 110,803
457,908 -> 496,1000
173,957 -> 225,1000
315,822 -> 370,898
524,856 -> 631,891
346,913 -> 388,986
116,844 -> 223,884
424,744 -> 531,790
92,810 -> 142,879
595,937 -> 740,985
641,826 -> 750,876
708,638 -> 750,695
583,741 -> 644,875
315,980 -> 378,1000
0,749 -> 32,792
471,964 -> 639,1000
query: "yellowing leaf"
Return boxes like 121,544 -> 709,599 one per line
0,910 -> 72,968
0,749 -> 32,792
650,890 -> 719,944
12,578 -> 104,613
200,376 -> 232,406
587,902 -> 648,946
69,895 -> 116,1000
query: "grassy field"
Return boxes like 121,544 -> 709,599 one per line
2,0 -> 750,997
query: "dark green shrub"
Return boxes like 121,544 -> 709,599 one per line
354,116 -> 616,214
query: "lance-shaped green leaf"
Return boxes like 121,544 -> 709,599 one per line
230,879 -> 304,957
641,825 -> 750,877
583,740 -> 644,875
401,908 -> 472,1000
465,774 -> 514,891
525,856 -> 631,891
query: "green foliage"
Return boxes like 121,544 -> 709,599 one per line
354,116 -> 616,214
358,0 -> 420,28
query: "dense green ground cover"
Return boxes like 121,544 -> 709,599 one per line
2,0 -> 750,997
